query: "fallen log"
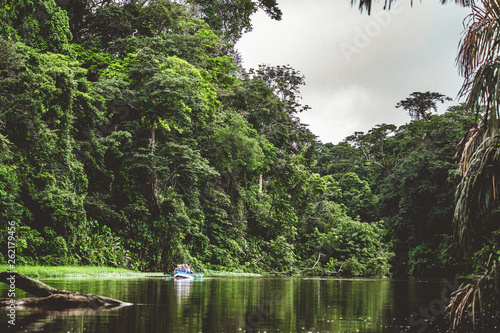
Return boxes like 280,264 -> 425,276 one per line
0,271 -> 131,310
0,271 -> 70,297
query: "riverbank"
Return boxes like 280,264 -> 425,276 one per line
202,270 -> 262,277
0,265 -> 264,278
0,265 -> 162,278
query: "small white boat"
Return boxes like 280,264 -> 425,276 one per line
174,272 -> 194,280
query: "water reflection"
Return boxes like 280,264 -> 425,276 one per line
0,277 -> 452,332
173,278 -> 193,301
0,305 -> 129,332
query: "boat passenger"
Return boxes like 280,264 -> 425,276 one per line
186,265 -> 193,274
174,264 -> 182,274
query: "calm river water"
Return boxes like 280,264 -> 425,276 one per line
0,276 -> 460,332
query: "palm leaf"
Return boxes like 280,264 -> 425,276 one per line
459,58 -> 500,117
351,0 -> 470,14
455,1 -> 500,251
457,1 -> 500,122
454,126 -> 500,250
447,275 -> 486,330
457,1 -> 500,77
447,256 -> 496,331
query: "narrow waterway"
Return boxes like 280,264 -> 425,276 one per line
0,276 -> 461,332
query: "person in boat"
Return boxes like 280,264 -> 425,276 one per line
186,265 -> 193,274
174,264 -> 182,274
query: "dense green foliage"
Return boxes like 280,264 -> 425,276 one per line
315,103 -> 480,276
0,0 -> 490,279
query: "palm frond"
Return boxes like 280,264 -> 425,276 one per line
447,274 -> 487,330
351,0 -> 470,14
459,57 -> 500,118
455,3 -> 500,251
454,125 -> 500,249
458,1 -> 500,77
455,119 -> 486,174
447,254 -> 497,331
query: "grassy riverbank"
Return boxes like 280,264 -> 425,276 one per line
0,265 -> 263,278
0,265 -> 162,278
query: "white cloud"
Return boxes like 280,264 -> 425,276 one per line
237,1 -> 470,143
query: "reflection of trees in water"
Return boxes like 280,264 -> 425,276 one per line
0,273 -> 130,332
0,305 -> 127,332
0,277 -> 456,332
245,278 -> 396,332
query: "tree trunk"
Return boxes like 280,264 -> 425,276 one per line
0,272 -> 66,297
0,272 -> 130,310
151,120 -> 158,203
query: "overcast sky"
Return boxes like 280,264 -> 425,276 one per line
236,0 -> 471,144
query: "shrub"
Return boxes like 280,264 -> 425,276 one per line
72,219 -> 132,268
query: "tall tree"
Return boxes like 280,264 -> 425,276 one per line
0,0 -> 72,53
247,65 -> 315,157
126,53 -> 218,203
187,0 -> 282,43
346,123 -> 399,174
396,91 -> 451,121
249,64 -> 310,114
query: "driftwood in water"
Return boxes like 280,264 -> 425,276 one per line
0,271 -> 69,297
0,271 -> 131,310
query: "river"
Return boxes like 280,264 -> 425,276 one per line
0,276 -> 460,332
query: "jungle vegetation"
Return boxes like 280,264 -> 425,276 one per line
0,0 -> 497,293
